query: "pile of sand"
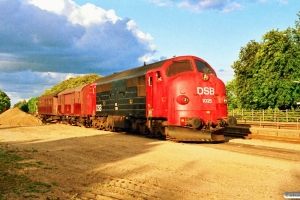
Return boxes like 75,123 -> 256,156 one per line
0,108 -> 43,126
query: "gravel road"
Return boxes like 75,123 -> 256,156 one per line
0,124 -> 299,200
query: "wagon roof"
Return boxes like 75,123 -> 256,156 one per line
58,83 -> 89,95
39,91 -> 60,99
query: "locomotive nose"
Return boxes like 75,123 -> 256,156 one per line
188,118 -> 202,129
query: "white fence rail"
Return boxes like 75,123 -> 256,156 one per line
229,109 -> 300,130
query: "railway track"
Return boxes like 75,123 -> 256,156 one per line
197,142 -> 300,162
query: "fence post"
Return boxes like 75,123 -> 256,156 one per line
297,117 -> 299,130
260,116 -> 261,127
286,109 -> 288,122
263,109 -> 264,122
251,109 -> 253,121
242,109 -> 244,120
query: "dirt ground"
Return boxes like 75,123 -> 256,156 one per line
0,122 -> 299,200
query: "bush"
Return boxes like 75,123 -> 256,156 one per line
28,97 -> 38,113
14,100 -> 29,112
0,89 -> 11,113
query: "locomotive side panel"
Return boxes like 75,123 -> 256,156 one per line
146,70 -> 167,118
96,76 -> 147,118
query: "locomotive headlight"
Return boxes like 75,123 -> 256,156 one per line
176,95 -> 190,105
183,97 -> 189,103
223,97 -> 228,104
202,73 -> 209,81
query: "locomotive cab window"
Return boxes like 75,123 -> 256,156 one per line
195,60 -> 216,76
148,76 -> 153,86
166,60 -> 193,77
156,71 -> 162,82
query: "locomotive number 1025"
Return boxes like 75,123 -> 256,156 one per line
202,99 -> 212,103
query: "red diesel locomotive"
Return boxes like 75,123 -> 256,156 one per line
38,55 -> 232,141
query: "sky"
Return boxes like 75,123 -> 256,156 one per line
0,0 -> 299,106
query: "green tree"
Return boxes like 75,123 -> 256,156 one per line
0,89 -> 10,113
253,28 -> 300,109
15,100 -> 28,112
231,40 -> 260,109
225,79 -> 238,110
42,74 -> 101,96
231,11 -> 300,109
295,10 -> 300,29
28,97 -> 38,113
13,101 -> 22,108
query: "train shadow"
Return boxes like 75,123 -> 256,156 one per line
0,124 -> 214,199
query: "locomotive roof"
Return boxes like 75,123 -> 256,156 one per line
96,59 -> 168,85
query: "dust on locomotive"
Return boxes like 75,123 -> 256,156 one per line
91,55 -> 229,141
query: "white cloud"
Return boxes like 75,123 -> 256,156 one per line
221,2 -> 242,13
28,0 -> 79,17
29,0 -> 121,26
149,44 -> 157,51
29,0 -> 69,14
0,70 -> 78,105
0,0 -> 155,74
0,0 -> 157,105
139,55 -> 155,63
148,0 -> 173,7
277,0 -> 288,4
149,0 -> 286,12
178,0 -> 243,12
127,20 -> 154,43
69,4 -> 120,26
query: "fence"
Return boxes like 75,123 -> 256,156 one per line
229,109 -> 300,122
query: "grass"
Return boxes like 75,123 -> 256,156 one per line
0,144 -> 54,200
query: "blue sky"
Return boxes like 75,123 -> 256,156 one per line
0,0 -> 299,106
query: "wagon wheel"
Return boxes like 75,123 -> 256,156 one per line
108,126 -> 116,132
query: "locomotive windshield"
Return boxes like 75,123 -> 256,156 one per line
195,60 -> 216,76
165,60 -> 193,77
